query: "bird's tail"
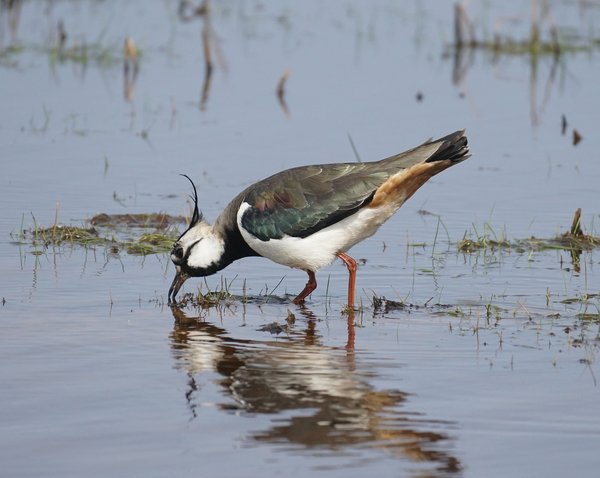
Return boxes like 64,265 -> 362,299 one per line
377,129 -> 470,170
425,129 -> 470,164
368,130 -> 471,209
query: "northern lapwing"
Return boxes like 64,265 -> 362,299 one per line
168,130 -> 470,307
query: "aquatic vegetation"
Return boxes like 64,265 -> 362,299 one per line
45,41 -> 119,66
577,312 -> 600,322
175,289 -> 234,309
11,209 -> 599,330
15,212 -> 185,256
452,2 -> 600,56
0,13 -> 141,70
125,233 -> 178,255
561,293 -> 599,305
457,210 -> 600,255
0,44 -> 24,67
171,278 -> 235,310
90,213 -> 186,229
28,224 -> 101,246
458,233 -> 600,254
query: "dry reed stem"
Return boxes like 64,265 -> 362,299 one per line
276,69 -> 291,116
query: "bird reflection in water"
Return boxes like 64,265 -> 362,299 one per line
169,305 -> 461,475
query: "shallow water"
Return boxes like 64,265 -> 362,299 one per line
1,1 -> 599,477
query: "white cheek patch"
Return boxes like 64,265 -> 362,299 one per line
187,234 -> 225,269
179,222 -> 212,249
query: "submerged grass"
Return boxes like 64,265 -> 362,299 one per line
175,290 -> 234,309
577,312 -> 600,323
2,11 -> 140,70
125,232 -> 177,255
15,212 -> 185,256
45,42 -> 119,67
1,39 -> 124,69
13,209 -> 599,324
458,233 -> 600,254
30,225 -> 101,246
90,213 -> 184,229
452,2 -> 600,57
0,44 -> 25,67
173,279 -> 235,310
560,293 -> 599,305
457,210 -> 600,255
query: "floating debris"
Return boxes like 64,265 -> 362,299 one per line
257,322 -> 287,334
178,0 -> 209,21
372,295 -> 411,314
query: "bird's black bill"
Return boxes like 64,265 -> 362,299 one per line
168,270 -> 189,304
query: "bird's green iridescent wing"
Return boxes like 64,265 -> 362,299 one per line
239,163 -> 389,241
236,130 -> 469,241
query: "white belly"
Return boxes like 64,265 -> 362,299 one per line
237,202 -> 397,272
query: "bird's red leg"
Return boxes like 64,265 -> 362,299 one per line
336,252 -> 357,309
293,270 -> 317,304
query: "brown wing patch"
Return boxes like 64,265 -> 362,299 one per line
368,161 -> 452,209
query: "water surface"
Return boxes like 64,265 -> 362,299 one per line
1,1 -> 599,477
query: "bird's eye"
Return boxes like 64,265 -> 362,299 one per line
171,243 -> 184,264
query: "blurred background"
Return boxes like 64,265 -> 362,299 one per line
2,0 -> 598,236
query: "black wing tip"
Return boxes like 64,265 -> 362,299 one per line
426,129 -> 470,164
